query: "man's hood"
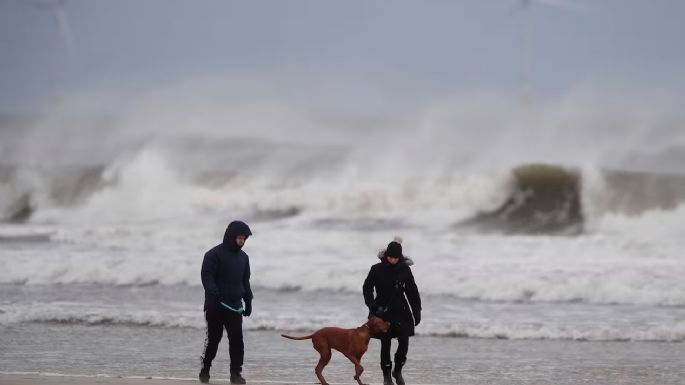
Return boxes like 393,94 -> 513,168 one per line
223,220 -> 252,250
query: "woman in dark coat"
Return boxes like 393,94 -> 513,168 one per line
363,240 -> 421,385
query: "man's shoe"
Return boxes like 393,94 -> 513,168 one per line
198,367 -> 210,383
230,372 -> 246,384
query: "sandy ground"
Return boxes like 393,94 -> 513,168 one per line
1,374 -> 312,385
1,374 -> 192,385
3,326 -> 685,385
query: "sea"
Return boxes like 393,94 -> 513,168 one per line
1,102 -> 685,384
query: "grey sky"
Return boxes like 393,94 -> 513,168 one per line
1,0 -> 684,114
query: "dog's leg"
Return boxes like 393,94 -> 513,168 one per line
343,353 -> 366,385
313,339 -> 332,385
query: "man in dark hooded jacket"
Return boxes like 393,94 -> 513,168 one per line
199,221 -> 253,384
363,240 -> 421,385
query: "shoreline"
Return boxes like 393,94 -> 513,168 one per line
1,373 -> 311,385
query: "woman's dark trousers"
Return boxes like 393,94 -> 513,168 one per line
380,336 -> 409,385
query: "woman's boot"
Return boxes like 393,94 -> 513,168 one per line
198,365 -> 210,383
381,363 -> 394,385
392,360 -> 405,385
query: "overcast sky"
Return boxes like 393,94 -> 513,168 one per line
1,0 -> 684,114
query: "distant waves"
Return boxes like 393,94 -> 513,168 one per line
3,160 -> 685,236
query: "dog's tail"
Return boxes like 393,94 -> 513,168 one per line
281,334 -> 314,340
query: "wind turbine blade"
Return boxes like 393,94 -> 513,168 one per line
509,0 -> 530,14
51,0 -> 80,69
534,0 -> 586,12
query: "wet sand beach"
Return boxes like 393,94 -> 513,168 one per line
2,375 -> 201,385
2,326 -> 685,385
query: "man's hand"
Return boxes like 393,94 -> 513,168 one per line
414,312 -> 421,326
243,300 -> 252,317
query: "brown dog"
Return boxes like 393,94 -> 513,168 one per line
281,315 -> 390,385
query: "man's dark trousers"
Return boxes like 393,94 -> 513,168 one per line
201,306 -> 244,373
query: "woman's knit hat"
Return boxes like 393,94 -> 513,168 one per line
377,236 -> 414,265
384,241 -> 403,258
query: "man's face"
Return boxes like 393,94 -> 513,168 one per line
236,235 -> 247,247
387,255 -> 400,265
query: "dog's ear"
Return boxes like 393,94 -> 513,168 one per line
370,316 -> 391,333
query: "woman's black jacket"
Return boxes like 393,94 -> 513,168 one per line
363,259 -> 421,338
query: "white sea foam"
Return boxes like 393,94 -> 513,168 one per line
2,212 -> 685,307
2,299 -> 684,342
420,320 -> 685,342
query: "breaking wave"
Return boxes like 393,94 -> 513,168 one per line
2,307 -> 683,342
4,149 -> 685,236
2,83 -> 685,229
